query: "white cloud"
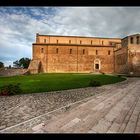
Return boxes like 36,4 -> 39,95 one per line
0,7 -> 140,66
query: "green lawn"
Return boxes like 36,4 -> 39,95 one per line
0,73 -> 126,94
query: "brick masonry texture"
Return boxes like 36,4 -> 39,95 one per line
28,33 -> 140,76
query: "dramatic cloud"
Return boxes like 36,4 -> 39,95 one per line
0,7 -> 140,66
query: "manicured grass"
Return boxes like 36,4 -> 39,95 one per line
0,73 -> 126,94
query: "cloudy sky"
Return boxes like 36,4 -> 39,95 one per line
0,7 -> 140,66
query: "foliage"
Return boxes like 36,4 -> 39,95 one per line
13,60 -> 20,68
117,75 -> 122,78
89,80 -> 101,87
8,65 -> 12,69
0,83 -> 22,96
13,58 -> 31,68
0,62 -> 4,68
19,58 -> 31,68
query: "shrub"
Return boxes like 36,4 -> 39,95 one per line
99,71 -> 105,75
89,80 -> 101,87
117,75 -> 122,78
0,83 -> 22,96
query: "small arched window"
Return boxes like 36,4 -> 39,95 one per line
136,36 -> 139,44
44,39 -> 46,43
96,50 -> 98,55
130,37 -> 133,44
102,41 -> 104,45
83,49 -> 85,54
91,40 -> 93,45
56,48 -> 59,54
80,40 -> 82,44
70,49 -> 72,54
57,40 -> 58,44
41,48 -> 44,53
69,40 -> 71,44
108,50 -> 111,55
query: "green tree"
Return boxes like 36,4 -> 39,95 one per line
19,58 -> 31,68
13,58 -> 31,68
13,60 -> 20,68
9,65 -> 11,69
0,62 -> 4,68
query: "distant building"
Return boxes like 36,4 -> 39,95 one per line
28,33 -> 140,75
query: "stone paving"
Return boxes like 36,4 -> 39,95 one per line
0,84 -> 106,131
0,78 -> 140,133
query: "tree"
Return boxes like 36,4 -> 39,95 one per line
13,58 -> 31,68
19,58 -> 31,68
0,62 -> 4,68
8,65 -> 11,69
13,60 -> 20,68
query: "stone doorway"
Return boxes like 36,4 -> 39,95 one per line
95,64 -> 99,69
94,59 -> 101,72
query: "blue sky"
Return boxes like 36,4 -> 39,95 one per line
0,7 -> 140,66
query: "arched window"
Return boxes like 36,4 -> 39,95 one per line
91,40 -> 93,45
130,37 -> 133,44
137,36 -> 139,44
56,48 -> 59,54
83,49 -> 85,54
80,40 -> 82,44
102,41 -> 104,45
96,50 -> 98,55
69,40 -> 71,44
70,49 -> 72,54
108,50 -> 111,55
41,48 -> 44,53
44,39 -> 46,43
57,40 -> 58,44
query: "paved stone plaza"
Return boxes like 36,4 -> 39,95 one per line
0,78 -> 140,133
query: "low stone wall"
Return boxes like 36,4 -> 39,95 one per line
0,68 -> 28,77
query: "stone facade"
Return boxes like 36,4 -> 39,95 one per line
28,33 -> 140,75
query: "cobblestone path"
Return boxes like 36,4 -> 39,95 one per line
0,78 -> 140,133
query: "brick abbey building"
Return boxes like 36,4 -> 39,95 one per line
28,33 -> 140,75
